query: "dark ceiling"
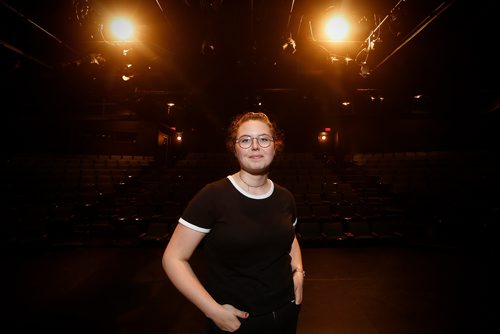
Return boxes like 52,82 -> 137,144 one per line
1,0 -> 499,126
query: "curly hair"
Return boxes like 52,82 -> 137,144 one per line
226,111 -> 284,154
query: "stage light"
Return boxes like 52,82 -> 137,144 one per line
167,102 -> 175,115
175,132 -> 183,143
318,131 -> 329,144
325,16 -> 349,41
309,5 -> 364,44
201,40 -> 216,55
282,37 -> 297,54
110,17 -> 134,41
359,63 -> 370,77
121,63 -> 134,81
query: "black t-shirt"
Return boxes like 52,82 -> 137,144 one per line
179,175 -> 298,315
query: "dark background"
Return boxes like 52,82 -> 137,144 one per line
1,4 -> 495,332
1,0 -> 499,156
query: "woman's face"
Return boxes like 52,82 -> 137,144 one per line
235,120 -> 275,174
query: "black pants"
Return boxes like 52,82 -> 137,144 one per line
207,300 -> 301,334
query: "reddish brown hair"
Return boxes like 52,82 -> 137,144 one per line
226,111 -> 284,154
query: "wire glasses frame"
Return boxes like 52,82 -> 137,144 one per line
236,134 -> 274,149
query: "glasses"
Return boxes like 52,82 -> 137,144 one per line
236,134 -> 274,149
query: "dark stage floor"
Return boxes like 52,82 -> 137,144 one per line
4,241 -> 492,334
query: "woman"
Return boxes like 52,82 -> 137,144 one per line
162,111 -> 304,333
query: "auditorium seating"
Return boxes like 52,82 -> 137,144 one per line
352,150 -> 500,246
4,149 -> 496,248
1,154 -> 156,246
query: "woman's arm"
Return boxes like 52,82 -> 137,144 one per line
162,223 -> 248,331
289,236 -> 304,304
162,224 -> 217,315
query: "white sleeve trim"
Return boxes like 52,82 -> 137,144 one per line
179,217 -> 211,233
293,218 -> 298,227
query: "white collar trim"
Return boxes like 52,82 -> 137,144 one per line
227,175 -> 274,199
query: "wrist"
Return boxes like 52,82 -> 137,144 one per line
292,267 -> 306,278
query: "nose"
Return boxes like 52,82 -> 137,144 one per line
251,137 -> 260,149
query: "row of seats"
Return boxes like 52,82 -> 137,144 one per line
352,150 -> 500,195
10,149 -> 492,248
1,154 -> 159,246
351,149 -> 500,247
296,218 -> 404,247
165,152 -> 408,247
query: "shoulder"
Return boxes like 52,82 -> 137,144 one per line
272,181 -> 293,195
206,177 -> 232,191
193,177 -> 232,198
271,181 -> 295,201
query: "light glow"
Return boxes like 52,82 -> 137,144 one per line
318,131 -> 329,144
110,17 -> 134,41
325,16 -> 349,41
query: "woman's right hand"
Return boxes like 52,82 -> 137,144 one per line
210,304 -> 249,332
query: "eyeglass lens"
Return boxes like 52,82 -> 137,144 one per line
237,135 -> 273,148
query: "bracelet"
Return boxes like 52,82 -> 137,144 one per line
292,267 -> 306,278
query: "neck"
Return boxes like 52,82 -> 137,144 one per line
238,172 -> 267,191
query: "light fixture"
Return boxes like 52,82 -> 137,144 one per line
282,37 -> 296,54
325,16 -> 349,41
318,131 -> 329,144
201,40 -> 216,56
110,17 -> 134,41
121,63 -> 134,81
174,132 -> 183,143
167,102 -> 175,115
359,63 -> 370,77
